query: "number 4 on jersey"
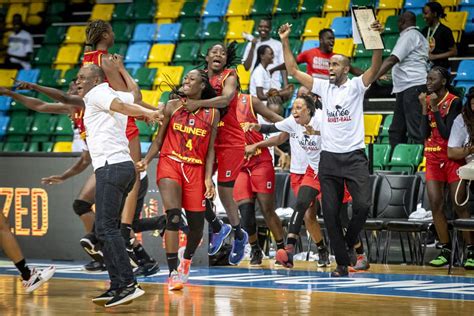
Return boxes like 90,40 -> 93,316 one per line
186,139 -> 193,151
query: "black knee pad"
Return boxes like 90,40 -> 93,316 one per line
73,199 -> 93,217
166,208 -> 181,232
239,203 -> 257,236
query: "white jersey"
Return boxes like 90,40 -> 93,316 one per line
275,111 -> 322,172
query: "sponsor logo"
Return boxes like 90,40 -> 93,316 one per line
327,105 -> 352,123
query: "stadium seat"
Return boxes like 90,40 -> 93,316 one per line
141,141 -> 152,154
46,2 -> 66,23
377,10 -> 395,25
147,44 -> 175,67
141,90 -> 162,107
384,15 -> 399,34
250,0 -> 274,17
157,23 -> 182,43
7,115 -> 33,140
203,0 -> 230,18
436,0 -> 459,9
64,26 -> 87,44
383,35 -> 399,57
378,114 -> 393,144
156,1 -> 183,20
0,116 -> 10,137
54,45 -> 82,66
378,0 -> 404,11
112,3 -> 134,21
200,41 -> 216,58
0,69 -> 18,88
353,0 -> 376,6
180,1 -> 203,19
288,64 -> 307,84
180,21 -> 202,41
454,60 -> 474,82
134,67 -> 157,89
271,16 -> 305,39
369,144 -> 392,170
444,11 -> 469,42
90,4 -> 115,21
3,142 -> 28,152
303,17 -> 331,39
416,13 -> 427,30
352,57 -> 371,72
133,1 -> 156,22
201,21 -> 228,41
136,120 -> 154,141
160,91 -> 171,103
0,96 -> 11,112
154,66 -> 184,87
462,6 -> 474,34
112,22 -> 134,43
125,43 -> 151,65
132,23 -> 158,43
364,114 -> 383,144
300,0 -> 324,19
274,0 -> 298,16
387,144 -> 424,174
54,115 -> 74,140
236,64 -> 251,90
6,4 -> 28,27
109,43 -> 128,57
173,42 -> 200,64
301,40 -> 320,52
43,26 -> 67,45
16,69 -> 40,85
403,0 -> 427,16
9,98 -> 30,112
30,113 -> 56,142
33,46 -> 59,67
227,0 -> 253,18
331,17 -> 352,38
418,156 -> 426,172
53,141 -> 72,153
323,0 -> 350,16
333,38 -> 354,57
226,20 -> 254,42
58,68 -> 79,88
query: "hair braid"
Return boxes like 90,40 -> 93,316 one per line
85,19 -> 110,50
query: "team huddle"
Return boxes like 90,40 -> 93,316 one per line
0,18 -> 385,307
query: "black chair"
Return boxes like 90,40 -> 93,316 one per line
415,171 -> 431,211
448,219 -> 474,274
360,174 -> 382,261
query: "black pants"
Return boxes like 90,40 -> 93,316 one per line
95,161 -> 136,289
389,84 -> 424,149
319,150 -> 372,266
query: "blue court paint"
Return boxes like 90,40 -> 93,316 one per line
1,262 -> 474,301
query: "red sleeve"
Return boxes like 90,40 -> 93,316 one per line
296,50 -> 307,64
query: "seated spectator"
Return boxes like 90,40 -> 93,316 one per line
4,14 -> 33,70
422,1 -> 457,69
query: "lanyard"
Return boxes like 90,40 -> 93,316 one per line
427,23 -> 440,41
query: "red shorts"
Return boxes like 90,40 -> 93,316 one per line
126,117 -> 139,141
426,159 -> 463,184
290,173 -> 305,196
301,166 -> 352,203
156,156 -> 206,211
216,146 -> 245,183
233,159 -> 275,202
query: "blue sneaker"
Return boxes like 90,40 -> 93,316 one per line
208,223 -> 232,255
229,230 -> 249,265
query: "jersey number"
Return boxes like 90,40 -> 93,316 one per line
185,139 -> 193,151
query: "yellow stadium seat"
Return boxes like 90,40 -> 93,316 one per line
444,11 -> 468,42
377,0 -> 403,10
64,26 -> 87,44
303,17 -> 331,38
6,4 -> 28,26
236,64 -> 250,90
90,4 -> 115,21
141,90 -> 162,107
417,156 -> 426,172
54,45 -> 82,65
364,114 -> 383,144
156,1 -> 183,19
154,65 -> 184,88
436,0 -> 458,9
53,142 -> 72,153
227,0 -> 253,17
147,44 -> 175,66
323,0 -> 350,15
0,69 -> 18,88
333,38 -> 354,57
226,19 -> 255,42
325,12 -> 344,20
28,2 -> 46,15
377,9 -> 396,25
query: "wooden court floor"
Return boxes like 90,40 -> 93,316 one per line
1,260 -> 474,315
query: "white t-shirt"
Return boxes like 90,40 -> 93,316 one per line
258,114 -> 280,165
289,130 -> 309,174
250,64 -> 272,98
275,111 -> 322,172
242,38 -> 284,86
448,114 -> 474,163
72,128 -> 88,152
311,76 -> 368,153
7,30 -> 33,69
83,83 -> 133,170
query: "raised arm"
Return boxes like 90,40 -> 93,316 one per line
41,150 -> 92,185
245,132 -> 289,158
361,21 -> 384,87
204,110 -> 220,199
243,39 -> 257,71
100,54 -> 128,92
111,54 -> 142,103
184,75 -> 238,112
15,81 -> 84,107
252,96 -> 283,123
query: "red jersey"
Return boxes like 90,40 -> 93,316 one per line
160,106 -> 216,165
296,48 -> 333,78
236,94 -> 272,164
73,108 -> 86,139
209,68 -> 245,149
424,92 -> 458,164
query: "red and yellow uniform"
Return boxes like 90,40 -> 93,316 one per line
233,94 -> 275,201
82,50 -> 139,141
425,92 -> 464,183
209,68 -> 246,183
73,108 -> 86,140
158,106 -> 216,211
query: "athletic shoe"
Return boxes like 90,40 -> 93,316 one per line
275,244 -> 295,268
331,265 -> 349,277
229,230 -> 249,265
80,233 -> 104,264
168,270 -> 184,291
92,289 -> 118,306
429,248 -> 451,267
317,246 -> 330,267
178,258 -> 191,283
465,251 -> 474,270
353,254 -> 370,271
348,248 -> 357,267
22,266 -> 56,293
84,260 -> 106,272
209,223 -> 232,255
250,248 -> 263,266
134,261 -> 160,277
104,283 -> 145,308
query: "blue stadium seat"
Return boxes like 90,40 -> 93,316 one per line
0,116 -> 10,136
301,40 -> 320,52
461,6 -> 474,34
131,23 -> 158,42
203,0 -> 230,18
156,23 -> 182,43
403,0 -> 426,16
331,17 -> 352,38
125,43 -> 151,65
460,0 -> 474,6
0,96 -> 11,112
16,69 -> 40,84
454,60 -> 474,82
141,141 -> 151,154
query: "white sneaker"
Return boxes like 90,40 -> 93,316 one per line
22,266 -> 56,293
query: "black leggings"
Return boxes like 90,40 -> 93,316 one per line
183,211 -> 205,260
288,186 -> 319,236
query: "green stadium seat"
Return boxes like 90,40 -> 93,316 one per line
354,44 -> 371,58
387,144 -> 424,174
33,46 -> 59,66
180,21 -> 201,41
9,96 -> 30,112
42,141 -> 55,152
201,21 -> 227,41
416,14 -> 427,30
112,22 -> 134,43
38,69 -> 62,87
54,115 -> 74,139
384,15 -> 399,34
133,1 -> 156,22
288,64 -> 307,84
200,41 -> 216,58
271,16 -> 305,38
378,114 -> 393,144
180,2 -> 202,19
46,2 -> 66,23
160,91 -> 171,103
134,67 -> 157,89
289,39 -> 302,56
174,42 -> 200,64
7,115 -> 33,140
27,142 -> 54,152
235,42 -> 247,61
352,57 -> 371,72
59,68 -> 79,88
369,144 -> 392,170
43,26 -> 66,45
3,142 -> 28,152
300,0 -> 324,20
352,0 -> 376,6
275,0 -> 298,16
383,34 -> 399,57
109,43 -> 128,57
112,3 -> 134,21
29,113 -> 57,142
251,0 -> 274,16
136,120 -> 154,142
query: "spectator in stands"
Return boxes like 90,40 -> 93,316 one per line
242,18 -> 288,88
296,28 -> 335,79
447,86 -> 474,270
377,11 -> 429,149
422,1 -> 457,70
419,67 -> 471,268
4,14 -> 33,70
